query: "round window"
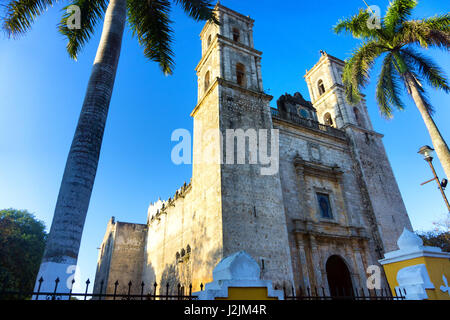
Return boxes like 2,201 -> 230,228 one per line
299,109 -> 309,119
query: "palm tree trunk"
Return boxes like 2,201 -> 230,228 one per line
405,72 -> 450,180
34,0 -> 127,298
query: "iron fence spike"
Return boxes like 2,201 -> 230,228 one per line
84,278 -> 90,301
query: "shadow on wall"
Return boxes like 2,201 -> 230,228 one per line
189,214 -> 223,290
159,264 -> 179,295
153,213 -> 224,294
141,260 -> 156,295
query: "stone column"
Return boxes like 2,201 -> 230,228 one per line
256,57 -> 263,91
294,163 -> 309,221
309,236 -> 326,291
297,240 -> 311,289
351,240 -> 368,289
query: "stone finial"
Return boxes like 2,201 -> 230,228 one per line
212,251 -> 260,281
397,228 -> 423,250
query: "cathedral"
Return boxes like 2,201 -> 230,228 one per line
93,4 -> 412,297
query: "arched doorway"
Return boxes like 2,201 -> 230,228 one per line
325,255 -> 354,298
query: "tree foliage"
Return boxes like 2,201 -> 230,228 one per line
2,0 -> 218,74
0,209 -> 47,293
416,214 -> 450,252
334,0 -> 450,118
417,230 -> 450,252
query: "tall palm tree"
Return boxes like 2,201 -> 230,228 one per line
2,0 -> 217,295
334,0 -> 450,179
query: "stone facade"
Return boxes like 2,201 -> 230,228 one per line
93,4 -> 412,296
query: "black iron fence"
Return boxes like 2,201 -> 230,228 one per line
283,285 -> 406,301
1,277 -> 407,301
0,277 -> 201,300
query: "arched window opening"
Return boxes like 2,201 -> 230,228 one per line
353,107 -> 364,127
236,63 -> 246,87
318,79 -> 325,96
204,70 -> 210,92
207,34 -> 212,47
324,112 -> 333,126
232,28 -> 240,42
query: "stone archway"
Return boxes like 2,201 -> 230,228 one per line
325,255 -> 354,298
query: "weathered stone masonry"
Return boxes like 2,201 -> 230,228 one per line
93,4 -> 412,296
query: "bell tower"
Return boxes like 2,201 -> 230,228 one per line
195,3 -> 263,102
190,4 -> 294,287
304,51 -> 412,253
304,51 -> 374,131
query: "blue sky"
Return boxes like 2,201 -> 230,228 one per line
0,0 -> 449,291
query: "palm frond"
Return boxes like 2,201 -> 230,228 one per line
2,0 -> 57,37
59,0 -> 108,60
376,52 -> 405,118
342,62 -> 360,105
174,0 -> 217,23
342,41 -> 386,104
397,14 -> 450,49
333,8 -> 378,40
421,13 -> 450,32
127,0 -> 174,75
401,47 -> 450,93
384,0 -> 417,35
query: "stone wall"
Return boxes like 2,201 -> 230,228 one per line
94,219 -> 147,296
274,118 -> 383,290
304,52 -> 412,254
346,128 -> 412,252
219,83 -> 295,288
93,5 -> 412,297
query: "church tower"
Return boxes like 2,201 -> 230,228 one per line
304,51 -> 412,253
190,4 -> 294,286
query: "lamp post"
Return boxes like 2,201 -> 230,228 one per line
418,145 -> 450,212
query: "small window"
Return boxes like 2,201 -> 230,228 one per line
204,70 -> 210,92
186,245 -> 191,254
318,80 -> 325,96
232,28 -> 240,42
353,107 -> 364,127
236,63 -> 246,87
324,112 -> 333,126
317,193 -> 333,219
207,34 -> 212,47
